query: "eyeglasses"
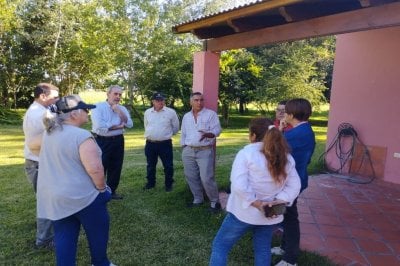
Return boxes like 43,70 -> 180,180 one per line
276,108 -> 285,113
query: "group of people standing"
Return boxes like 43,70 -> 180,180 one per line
23,82 -> 314,266
23,84 -> 125,265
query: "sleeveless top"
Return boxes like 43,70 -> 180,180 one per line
37,124 -> 100,220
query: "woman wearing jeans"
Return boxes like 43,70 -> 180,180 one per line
37,95 -> 115,266
209,118 -> 300,266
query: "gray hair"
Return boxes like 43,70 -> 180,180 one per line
43,110 -> 73,134
190,91 -> 202,100
107,85 -> 123,94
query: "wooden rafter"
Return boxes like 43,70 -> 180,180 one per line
227,19 -> 240,33
279,7 -> 293,22
173,0 -> 303,34
206,2 -> 400,51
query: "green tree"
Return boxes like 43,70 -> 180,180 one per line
219,49 -> 262,126
248,37 -> 334,112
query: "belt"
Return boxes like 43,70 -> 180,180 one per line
187,145 -> 212,151
146,139 -> 171,143
92,133 -> 123,140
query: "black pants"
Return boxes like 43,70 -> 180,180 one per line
282,198 -> 300,264
144,139 -> 174,187
95,135 -> 124,194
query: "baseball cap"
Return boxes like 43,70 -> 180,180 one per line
55,95 -> 96,113
151,92 -> 165,100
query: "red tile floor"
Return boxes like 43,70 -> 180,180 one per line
219,174 -> 400,266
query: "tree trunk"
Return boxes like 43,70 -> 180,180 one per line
239,100 -> 244,114
221,102 -> 229,127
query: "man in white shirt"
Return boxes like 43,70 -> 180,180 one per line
143,92 -> 180,191
180,92 -> 222,213
91,85 -> 133,200
23,82 -> 59,249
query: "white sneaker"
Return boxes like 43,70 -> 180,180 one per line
271,246 -> 285,255
275,260 -> 297,266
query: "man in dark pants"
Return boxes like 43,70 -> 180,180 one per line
143,92 -> 179,191
91,85 -> 133,199
272,98 -> 315,266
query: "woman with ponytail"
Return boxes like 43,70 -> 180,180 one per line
210,118 -> 301,266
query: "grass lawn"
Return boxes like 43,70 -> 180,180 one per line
0,108 -> 336,265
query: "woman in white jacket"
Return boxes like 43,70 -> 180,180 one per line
210,117 -> 301,266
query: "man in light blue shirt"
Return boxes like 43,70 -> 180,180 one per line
91,85 -> 133,199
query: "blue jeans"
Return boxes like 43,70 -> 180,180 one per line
53,192 -> 111,266
210,213 -> 274,266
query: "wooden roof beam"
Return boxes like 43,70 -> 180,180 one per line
279,7 -> 293,22
227,19 -> 240,33
206,2 -> 400,52
173,0 -> 304,34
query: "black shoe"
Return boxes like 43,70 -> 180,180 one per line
208,202 -> 222,213
165,185 -> 173,192
111,193 -> 123,200
35,240 -> 55,250
187,202 -> 203,208
143,183 -> 155,190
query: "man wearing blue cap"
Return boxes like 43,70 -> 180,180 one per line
143,92 -> 180,191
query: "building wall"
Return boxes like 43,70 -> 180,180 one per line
327,26 -> 400,184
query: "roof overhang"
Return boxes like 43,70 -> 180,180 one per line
173,0 -> 400,52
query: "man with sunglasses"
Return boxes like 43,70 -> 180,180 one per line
23,82 -> 59,249
91,85 -> 133,200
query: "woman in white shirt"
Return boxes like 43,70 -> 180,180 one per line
209,117 -> 301,266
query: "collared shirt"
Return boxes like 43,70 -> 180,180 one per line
23,101 -> 47,161
144,106 -> 179,141
226,142 -> 301,225
180,107 -> 221,147
91,101 -> 133,137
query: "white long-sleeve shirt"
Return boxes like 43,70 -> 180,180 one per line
180,107 -> 221,147
226,142 -> 301,225
144,106 -> 179,141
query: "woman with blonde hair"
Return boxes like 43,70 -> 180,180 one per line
209,117 -> 300,266
37,95 -> 115,266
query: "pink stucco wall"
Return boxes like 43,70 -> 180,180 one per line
192,51 -> 220,111
327,27 -> 400,184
